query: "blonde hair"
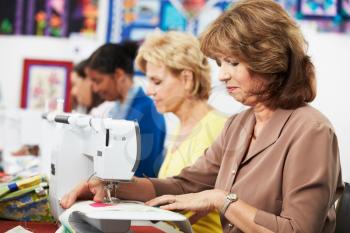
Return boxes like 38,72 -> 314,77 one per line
200,0 -> 316,109
136,31 -> 211,100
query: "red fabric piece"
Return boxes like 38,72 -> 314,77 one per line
130,226 -> 166,233
0,220 -> 58,233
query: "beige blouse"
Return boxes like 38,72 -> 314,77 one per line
151,105 -> 343,233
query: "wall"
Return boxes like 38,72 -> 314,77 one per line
0,0 -> 108,109
301,22 -> 350,183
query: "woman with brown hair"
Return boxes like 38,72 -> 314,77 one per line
61,1 -> 343,232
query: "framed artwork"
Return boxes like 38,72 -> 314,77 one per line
297,0 -> 339,19
20,59 -> 72,112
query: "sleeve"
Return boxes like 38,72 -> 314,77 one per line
150,117 -> 233,196
254,121 -> 342,233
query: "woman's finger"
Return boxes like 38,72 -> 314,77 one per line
159,202 -> 185,211
93,186 -> 105,203
60,193 -> 76,209
59,196 -> 67,209
146,195 -> 176,206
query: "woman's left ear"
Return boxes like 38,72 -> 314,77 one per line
182,70 -> 194,92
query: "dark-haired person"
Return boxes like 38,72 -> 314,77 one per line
11,59 -> 110,157
61,1 -> 343,232
70,59 -> 109,116
85,41 -> 166,178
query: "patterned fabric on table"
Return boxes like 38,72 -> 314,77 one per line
0,175 -> 54,222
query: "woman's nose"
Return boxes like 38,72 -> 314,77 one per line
71,86 -> 78,97
218,67 -> 230,82
146,83 -> 156,97
91,83 -> 99,93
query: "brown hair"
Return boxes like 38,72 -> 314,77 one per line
136,31 -> 211,100
200,0 -> 316,109
71,59 -> 104,113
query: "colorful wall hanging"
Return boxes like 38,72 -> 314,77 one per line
276,0 -> 298,17
0,0 -> 99,38
295,0 -> 350,33
297,0 -> 338,19
107,0 -> 231,43
342,0 -> 350,18
0,1 -> 16,35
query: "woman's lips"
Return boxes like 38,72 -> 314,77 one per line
226,86 -> 237,93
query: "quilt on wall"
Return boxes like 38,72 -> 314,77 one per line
106,0 -> 232,43
0,0 -> 98,38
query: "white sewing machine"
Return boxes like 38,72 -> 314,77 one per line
46,113 -> 192,233
46,113 -> 141,219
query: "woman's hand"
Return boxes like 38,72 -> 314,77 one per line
146,189 -> 226,224
60,177 -> 105,209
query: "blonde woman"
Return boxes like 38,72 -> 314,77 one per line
136,31 -> 227,232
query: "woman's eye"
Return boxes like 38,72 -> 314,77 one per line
91,79 -> 99,85
215,60 -> 221,67
225,59 -> 239,67
152,80 -> 161,85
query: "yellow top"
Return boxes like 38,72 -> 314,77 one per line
158,110 -> 227,233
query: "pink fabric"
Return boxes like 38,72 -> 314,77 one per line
89,202 -> 113,207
